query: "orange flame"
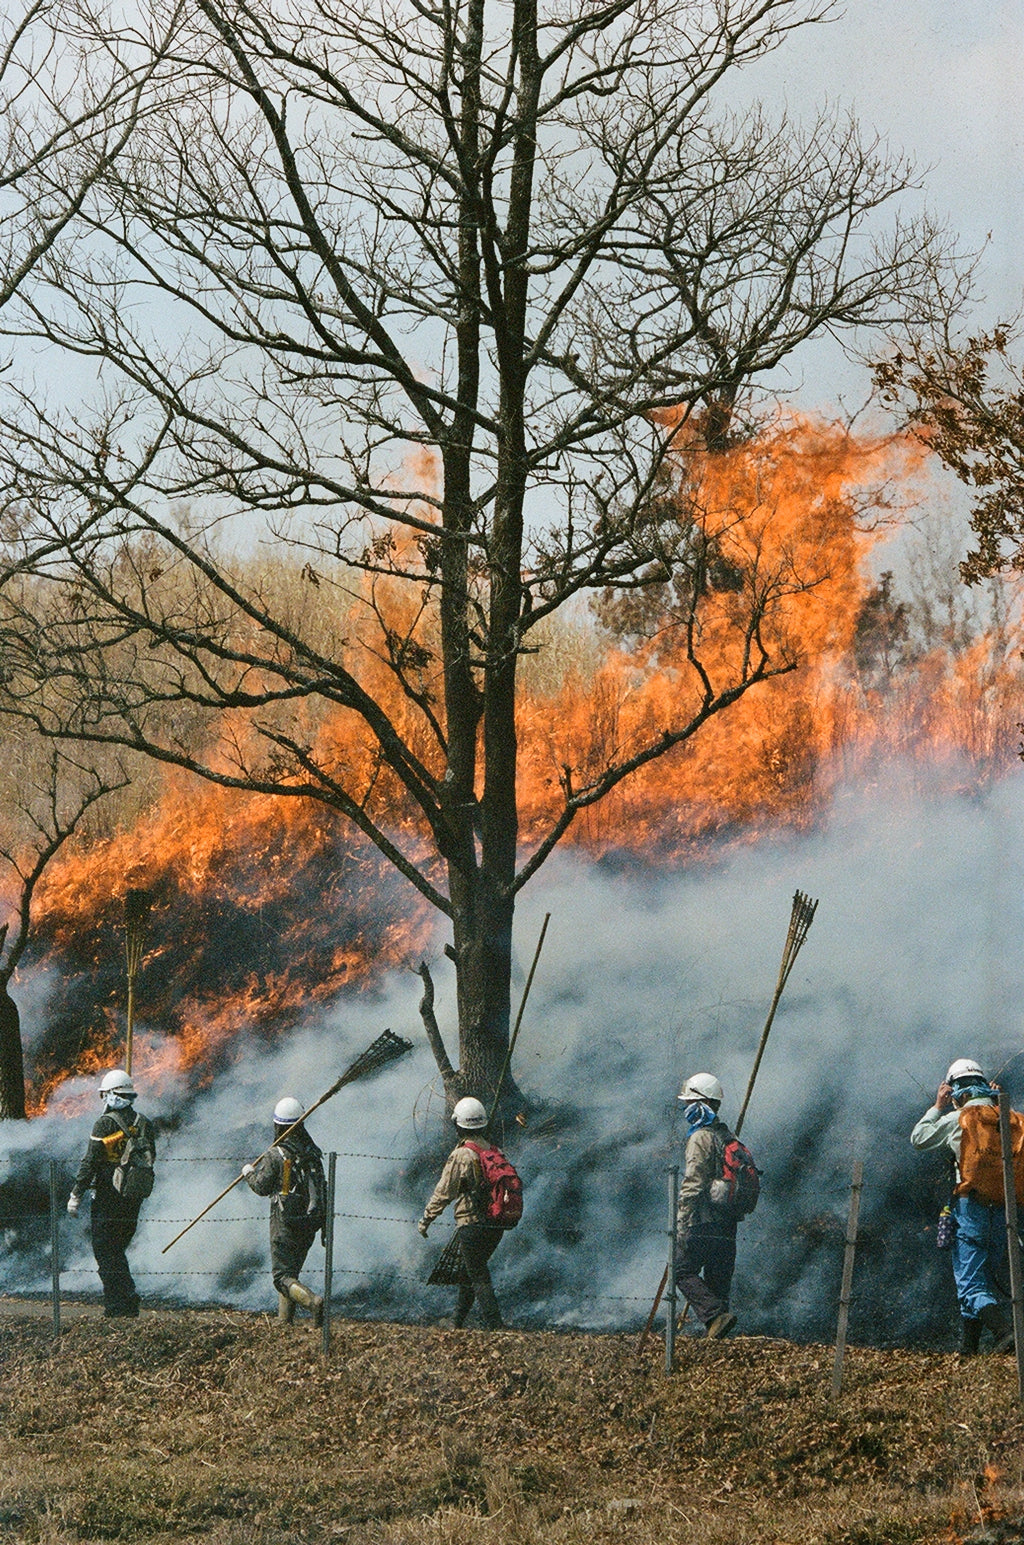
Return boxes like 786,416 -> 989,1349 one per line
11,416 -> 1022,1110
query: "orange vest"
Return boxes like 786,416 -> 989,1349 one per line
955,1103 -> 1024,1206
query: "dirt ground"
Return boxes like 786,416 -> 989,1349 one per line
1,1298 -> 1023,1545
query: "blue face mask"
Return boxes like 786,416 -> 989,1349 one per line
954,1080 -> 994,1104
683,1100 -> 717,1136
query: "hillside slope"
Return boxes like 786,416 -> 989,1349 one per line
1,1306 -> 1022,1545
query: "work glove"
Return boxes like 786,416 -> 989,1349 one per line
417,1219 -> 429,1238
66,1194 -> 80,1218
241,1164 -> 255,1179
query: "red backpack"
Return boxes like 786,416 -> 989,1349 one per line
709,1132 -> 761,1217
463,1142 -> 524,1228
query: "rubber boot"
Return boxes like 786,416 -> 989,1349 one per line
959,1316 -> 982,1357
453,1285 -> 473,1328
277,1293 -> 295,1324
475,1282 -> 504,1330
287,1279 -> 325,1327
706,1311 -> 738,1340
978,1302 -> 1014,1353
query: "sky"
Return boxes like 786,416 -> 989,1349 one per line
742,1 -> 1024,411
773,3 -> 1023,307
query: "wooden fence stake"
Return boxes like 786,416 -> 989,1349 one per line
831,1158 -> 863,1399
997,1092 -> 1024,1402
49,1160 -> 61,1340
665,1166 -> 679,1374
322,1151 -> 337,1358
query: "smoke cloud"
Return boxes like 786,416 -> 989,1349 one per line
3,761 -> 1023,1348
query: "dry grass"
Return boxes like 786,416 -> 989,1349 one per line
1,1308 -> 1023,1545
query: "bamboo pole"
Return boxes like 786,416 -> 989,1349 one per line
162,1029 -> 411,1253
830,1159 -> 863,1399
997,1093 -> 1024,1401
123,889 -> 150,1077
488,912 -> 550,1123
636,890 -> 819,1360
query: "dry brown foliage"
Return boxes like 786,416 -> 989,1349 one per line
1,1308 -> 1024,1544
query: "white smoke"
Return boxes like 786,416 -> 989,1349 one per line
3,760 -> 1023,1345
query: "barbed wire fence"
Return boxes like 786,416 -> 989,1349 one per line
0,1147 -> 967,1377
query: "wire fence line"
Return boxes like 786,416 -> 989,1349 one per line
0,1154 -> 959,1357
0,1149 -> 976,1365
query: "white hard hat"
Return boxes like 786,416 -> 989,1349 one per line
946,1059 -> 985,1085
99,1069 -> 136,1098
452,1096 -> 488,1130
678,1072 -> 724,1105
273,1096 -> 304,1126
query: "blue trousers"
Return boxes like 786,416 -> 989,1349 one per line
952,1194 -> 1006,1320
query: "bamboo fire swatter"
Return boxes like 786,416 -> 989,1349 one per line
161,1028 -> 413,1254
635,889 -> 819,1359
733,889 -> 818,1137
123,889 -> 151,1077
428,1231 -> 470,1287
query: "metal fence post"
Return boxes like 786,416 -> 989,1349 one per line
665,1165 -> 679,1375
997,1093 -> 1024,1402
48,1161 -> 61,1339
830,1158 -> 863,1398
321,1151 -> 337,1357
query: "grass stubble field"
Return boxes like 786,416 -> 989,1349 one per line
1,1304 -> 1023,1545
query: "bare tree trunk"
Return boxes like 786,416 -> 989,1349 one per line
0,982 -> 26,1119
451,877 -> 516,1106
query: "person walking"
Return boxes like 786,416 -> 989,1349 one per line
242,1096 -> 327,1325
417,1096 -> 515,1329
67,1069 -> 156,1319
911,1057 -> 1014,1354
674,1072 -> 747,1339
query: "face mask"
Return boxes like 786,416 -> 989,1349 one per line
104,1093 -> 135,1111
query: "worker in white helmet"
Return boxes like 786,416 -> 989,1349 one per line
417,1096 -> 517,1330
66,1069 -> 156,1318
242,1097 -> 327,1325
911,1058 -> 1013,1355
674,1073 -> 742,1340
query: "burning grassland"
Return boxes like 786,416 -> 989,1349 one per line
5,418 -> 1023,1112
1,1308 -> 1023,1545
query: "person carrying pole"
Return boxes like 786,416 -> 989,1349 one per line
674,1072 -> 759,1340
66,1069 -> 156,1318
418,1097 -> 519,1330
911,1057 -> 1017,1355
243,1096 -> 327,1326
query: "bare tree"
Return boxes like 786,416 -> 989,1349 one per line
0,740 -> 128,1117
0,0 -> 959,1103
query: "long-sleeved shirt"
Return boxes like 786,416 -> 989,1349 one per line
422,1141 -> 486,1228
910,1096 -> 996,1183
676,1117 -> 731,1240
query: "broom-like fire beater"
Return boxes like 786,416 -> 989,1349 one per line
161,1028 -> 413,1254
636,889 -> 819,1355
